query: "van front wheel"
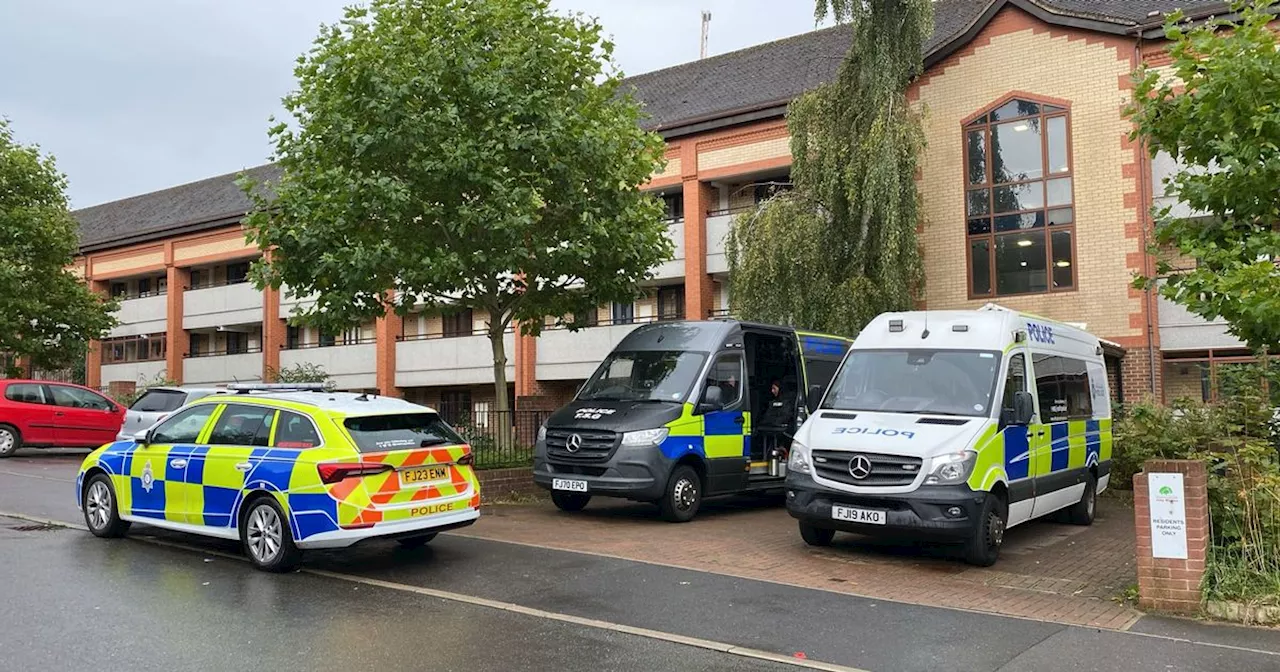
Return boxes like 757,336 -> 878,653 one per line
963,494 -> 1006,567
799,523 -> 835,547
551,491 -> 591,512
1066,474 -> 1097,526
659,465 -> 702,522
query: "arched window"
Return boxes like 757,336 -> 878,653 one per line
964,97 -> 1074,297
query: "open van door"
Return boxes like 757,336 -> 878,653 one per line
797,332 -> 853,412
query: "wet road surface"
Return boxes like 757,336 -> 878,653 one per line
3,452 -> 1280,672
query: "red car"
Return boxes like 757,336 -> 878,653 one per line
0,380 -> 125,458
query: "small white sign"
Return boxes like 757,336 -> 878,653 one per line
1148,472 -> 1188,559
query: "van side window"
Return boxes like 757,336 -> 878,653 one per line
1000,353 -> 1027,426
1033,354 -> 1093,422
704,354 -> 744,409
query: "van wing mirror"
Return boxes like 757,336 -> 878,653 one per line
805,385 -> 824,412
1012,391 -> 1035,426
698,385 -> 724,413
133,428 -> 151,445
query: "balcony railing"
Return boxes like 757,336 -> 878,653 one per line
541,312 -> 685,331
187,346 -> 263,358
283,337 -> 376,350
707,308 -> 733,319
706,205 -> 756,217
398,326 -> 515,342
188,276 -> 251,291
111,289 -> 168,301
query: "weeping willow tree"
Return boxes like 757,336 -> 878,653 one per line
725,0 -> 933,336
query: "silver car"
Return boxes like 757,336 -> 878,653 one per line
116,387 -> 229,440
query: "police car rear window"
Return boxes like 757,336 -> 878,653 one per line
342,413 -> 465,453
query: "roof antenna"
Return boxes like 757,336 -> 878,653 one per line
700,11 -> 711,59
921,310 -> 930,340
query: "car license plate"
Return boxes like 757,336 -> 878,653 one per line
832,505 -> 886,525
552,478 -> 588,492
401,465 -> 449,486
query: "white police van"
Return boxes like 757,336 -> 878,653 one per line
785,304 -> 1113,565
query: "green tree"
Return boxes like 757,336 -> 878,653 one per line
0,119 -> 117,372
1128,0 -> 1280,351
726,0 -> 932,335
241,0 -> 670,413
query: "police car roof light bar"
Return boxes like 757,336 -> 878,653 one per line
226,383 -> 329,394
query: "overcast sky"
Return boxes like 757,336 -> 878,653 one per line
0,1 -> 831,209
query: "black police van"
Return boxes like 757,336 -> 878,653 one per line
532,320 -> 852,521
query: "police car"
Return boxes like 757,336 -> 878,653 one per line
76,384 -> 481,571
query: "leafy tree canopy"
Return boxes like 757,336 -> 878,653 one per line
727,0 -> 932,336
1129,0 -> 1280,351
0,119 -> 117,372
241,0 -> 671,410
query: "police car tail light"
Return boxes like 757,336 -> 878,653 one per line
317,462 -> 394,484
457,449 -> 475,466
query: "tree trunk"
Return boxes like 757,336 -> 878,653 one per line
488,325 -> 514,452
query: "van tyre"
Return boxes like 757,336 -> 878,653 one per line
963,494 -> 1006,567
660,465 -> 702,523
0,424 -> 21,458
1067,474 -> 1097,526
799,522 -> 835,547
83,473 -> 130,538
551,491 -> 591,512
240,497 -> 301,573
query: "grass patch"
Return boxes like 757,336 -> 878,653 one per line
1205,546 -> 1280,607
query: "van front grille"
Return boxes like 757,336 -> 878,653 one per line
811,450 -> 921,487
546,428 -> 617,462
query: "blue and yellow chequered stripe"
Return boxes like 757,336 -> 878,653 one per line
658,403 -> 752,460
968,418 -> 1112,492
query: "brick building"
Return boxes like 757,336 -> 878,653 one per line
73,0 -> 1243,413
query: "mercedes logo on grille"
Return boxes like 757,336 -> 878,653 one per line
848,454 -> 872,480
566,434 -> 583,453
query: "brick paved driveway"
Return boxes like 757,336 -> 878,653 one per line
457,494 -> 1140,630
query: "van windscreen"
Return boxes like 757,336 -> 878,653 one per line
343,413 -> 465,453
823,349 -> 1002,417
577,351 -> 707,403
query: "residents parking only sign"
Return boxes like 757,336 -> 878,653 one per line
1148,472 -> 1188,559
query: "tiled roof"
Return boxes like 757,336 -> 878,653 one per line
74,0 -> 1224,252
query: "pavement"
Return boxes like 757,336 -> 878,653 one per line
3,451 -> 1280,672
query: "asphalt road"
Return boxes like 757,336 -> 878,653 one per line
3,451 -> 1280,672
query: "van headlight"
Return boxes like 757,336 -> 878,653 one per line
788,440 -> 812,474
924,450 -> 977,485
537,424 -> 547,443
621,427 -> 669,447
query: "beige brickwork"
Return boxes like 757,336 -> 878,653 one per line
914,14 -> 1142,342
652,156 -> 682,181
174,233 -> 255,263
698,136 -> 790,172
93,250 -> 164,275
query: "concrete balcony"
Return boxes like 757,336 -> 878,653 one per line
535,324 -> 641,381
108,294 -> 167,338
1158,296 -> 1245,352
651,219 -> 685,281
279,284 -> 318,319
101,360 -> 167,386
184,282 -> 263,330
705,213 -> 734,274
280,343 -> 376,391
396,333 -> 515,388
183,352 -> 263,385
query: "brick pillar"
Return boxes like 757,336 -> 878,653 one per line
262,285 -> 283,381
85,279 -> 109,389
165,265 -> 190,385
374,307 -> 402,397
1120,347 -> 1163,403
1134,459 -> 1209,614
682,179 -> 716,321
514,322 -> 543,410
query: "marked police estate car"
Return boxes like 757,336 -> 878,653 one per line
77,384 -> 480,571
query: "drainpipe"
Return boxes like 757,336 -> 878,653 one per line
1131,27 -> 1160,398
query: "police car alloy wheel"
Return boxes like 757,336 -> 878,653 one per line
0,425 -> 20,458
660,465 -> 702,523
83,474 -> 129,538
240,498 -> 301,572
